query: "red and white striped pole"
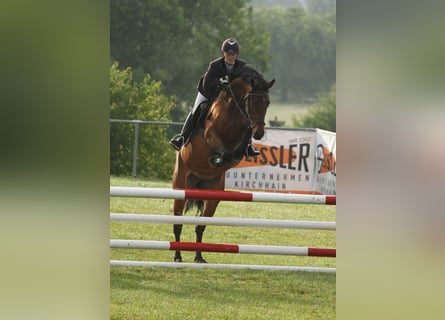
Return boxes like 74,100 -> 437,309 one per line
110,187 -> 336,205
110,240 -> 336,257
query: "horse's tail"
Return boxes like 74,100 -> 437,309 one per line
184,199 -> 204,216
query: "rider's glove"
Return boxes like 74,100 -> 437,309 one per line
219,76 -> 229,85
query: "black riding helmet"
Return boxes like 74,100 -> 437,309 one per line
221,38 -> 240,55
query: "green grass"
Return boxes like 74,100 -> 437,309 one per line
265,99 -> 311,128
110,176 -> 336,319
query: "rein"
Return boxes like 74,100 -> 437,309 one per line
226,84 -> 268,129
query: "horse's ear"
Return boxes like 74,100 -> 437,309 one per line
267,79 -> 275,89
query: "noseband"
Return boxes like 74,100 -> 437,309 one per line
227,84 -> 269,130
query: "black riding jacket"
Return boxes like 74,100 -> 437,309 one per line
198,57 -> 247,102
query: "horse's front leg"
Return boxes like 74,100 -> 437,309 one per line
173,224 -> 183,262
205,130 -> 230,167
194,224 -> 207,263
194,199 -> 220,263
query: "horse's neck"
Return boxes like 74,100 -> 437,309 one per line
206,102 -> 248,152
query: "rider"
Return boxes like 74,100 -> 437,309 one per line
169,38 -> 260,157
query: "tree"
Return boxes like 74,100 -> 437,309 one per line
111,0 -> 270,113
254,7 -> 305,101
307,0 -> 336,15
110,61 -> 177,179
292,84 -> 336,132
254,7 -> 335,101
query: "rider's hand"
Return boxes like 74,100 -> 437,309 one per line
219,76 -> 229,85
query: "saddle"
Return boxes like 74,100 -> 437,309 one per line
180,101 -> 211,147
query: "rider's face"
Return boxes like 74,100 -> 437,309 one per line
223,52 -> 237,64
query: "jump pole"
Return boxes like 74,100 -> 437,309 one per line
110,240 -> 336,257
110,213 -> 336,230
110,187 -> 336,205
110,260 -> 336,273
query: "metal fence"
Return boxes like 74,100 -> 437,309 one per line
110,119 -> 182,176
110,119 -> 291,177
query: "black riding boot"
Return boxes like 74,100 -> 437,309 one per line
169,112 -> 194,151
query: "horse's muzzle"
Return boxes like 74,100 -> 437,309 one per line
253,127 -> 265,140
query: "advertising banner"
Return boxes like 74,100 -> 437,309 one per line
224,128 -> 336,195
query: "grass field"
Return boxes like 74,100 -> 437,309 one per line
110,176 -> 336,319
265,98 -> 312,128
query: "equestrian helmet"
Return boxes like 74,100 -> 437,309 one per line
221,38 -> 240,55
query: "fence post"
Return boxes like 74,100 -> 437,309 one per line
110,119 -> 184,177
132,122 -> 140,177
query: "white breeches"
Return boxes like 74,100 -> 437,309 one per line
192,91 -> 208,113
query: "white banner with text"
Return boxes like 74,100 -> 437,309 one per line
225,128 -> 336,195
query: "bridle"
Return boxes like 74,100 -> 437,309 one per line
243,91 -> 269,127
226,84 -> 269,130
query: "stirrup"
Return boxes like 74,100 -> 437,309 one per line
246,144 -> 260,157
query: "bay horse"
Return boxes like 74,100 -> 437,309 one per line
172,65 -> 275,263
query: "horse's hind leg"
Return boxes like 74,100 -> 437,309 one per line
172,151 -> 186,262
173,199 -> 185,262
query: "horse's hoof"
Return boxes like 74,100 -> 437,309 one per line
174,257 -> 182,263
194,258 -> 208,263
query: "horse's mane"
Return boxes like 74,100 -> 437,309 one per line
230,64 -> 269,92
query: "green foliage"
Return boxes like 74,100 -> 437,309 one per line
254,7 -> 336,102
307,0 -> 336,15
111,0 -> 335,118
111,0 -> 270,114
292,85 -> 336,132
251,0 -> 336,14
110,61 -> 176,179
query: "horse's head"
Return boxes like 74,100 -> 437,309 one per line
225,66 -> 275,141
243,77 -> 275,140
